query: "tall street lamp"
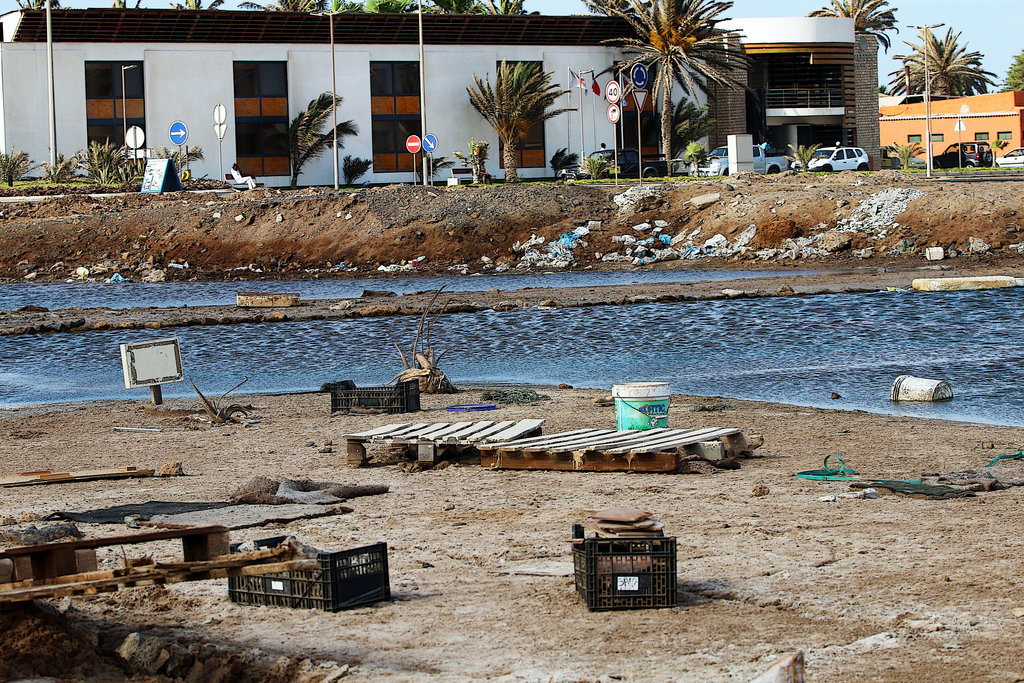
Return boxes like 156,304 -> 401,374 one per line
330,11 -> 338,190
909,23 -> 943,178
121,63 -> 137,150
417,0 -> 428,186
45,0 -> 56,166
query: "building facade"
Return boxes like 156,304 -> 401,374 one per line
879,91 -> 1024,160
0,10 -> 876,187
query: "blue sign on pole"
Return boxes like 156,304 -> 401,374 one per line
422,134 -> 438,153
168,121 -> 189,146
630,64 -> 649,89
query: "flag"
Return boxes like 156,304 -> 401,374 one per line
592,77 -> 601,96
568,68 -> 579,89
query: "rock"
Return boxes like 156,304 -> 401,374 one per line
0,516 -> 15,526
831,392 -> 842,400
751,483 -> 770,497
968,236 -> 990,254
442,502 -> 455,511
924,246 -> 945,261
141,269 -> 166,283
19,513 -> 39,523
733,224 -> 757,248
586,220 -> 602,231
777,284 -> 795,295
212,212 -> 221,219
721,289 -> 745,298
837,199 -> 849,208
276,214 -> 283,223
853,247 -> 874,259
234,214 -> 244,222
23,272 -> 38,281
1012,607 -> 1024,618
689,192 -> 721,209
539,299 -> 557,307
157,461 -> 184,477
305,441 -> 316,447
558,383 -> 573,389
592,396 -> 614,407
821,230 -> 853,253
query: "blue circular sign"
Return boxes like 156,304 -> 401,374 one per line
630,64 -> 649,89
422,134 -> 438,153
168,121 -> 189,146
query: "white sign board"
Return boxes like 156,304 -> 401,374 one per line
120,337 -> 184,389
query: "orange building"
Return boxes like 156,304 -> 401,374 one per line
879,91 -> 1024,160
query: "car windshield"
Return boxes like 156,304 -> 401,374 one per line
590,150 -> 614,160
709,147 -> 727,157
811,150 -> 834,159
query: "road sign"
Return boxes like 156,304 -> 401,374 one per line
630,63 -> 649,89
213,104 -> 226,125
406,135 -> 422,154
953,118 -> 966,132
125,125 -> 145,150
607,103 -> 621,125
213,123 -> 227,140
422,134 -> 438,153
633,89 -> 649,112
168,121 -> 188,146
605,80 -> 621,104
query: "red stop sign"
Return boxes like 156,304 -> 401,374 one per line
406,135 -> 422,154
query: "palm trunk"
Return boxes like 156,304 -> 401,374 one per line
502,142 -> 518,183
661,89 -> 673,177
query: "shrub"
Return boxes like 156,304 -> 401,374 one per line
342,155 -> 372,185
0,150 -> 33,186
41,153 -> 82,184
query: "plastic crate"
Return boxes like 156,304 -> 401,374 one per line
322,379 -> 420,414
228,538 -> 390,612
572,534 -> 677,611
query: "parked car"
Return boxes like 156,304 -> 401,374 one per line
696,145 -> 788,176
563,148 -> 669,180
995,147 -> 1024,169
796,146 -> 870,172
932,142 -> 993,168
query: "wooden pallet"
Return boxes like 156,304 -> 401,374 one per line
344,419 -> 545,466
0,466 -> 155,488
479,427 -> 749,472
0,525 -> 314,605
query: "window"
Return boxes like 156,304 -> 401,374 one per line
493,61 -> 547,169
998,131 -> 1013,141
932,133 -> 944,143
370,61 -> 420,173
85,61 -> 144,146
908,134 -> 922,143
975,132 -> 990,141
233,62 -> 289,177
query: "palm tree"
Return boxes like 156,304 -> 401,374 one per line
16,0 -> 62,8
111,0 -> 144,6
239,0 -> 323,10
288,92 -> 358,188
364,0 -> 415,11
430,0 -> 485,12
480,0 -> 526,14
887,28 -> 997,96
467,60 -> 570,182
808,0 -> 897,51
786,143 -> 821,172
171,0 -> 224,8
587,0 -> 747,173
671,99 -> 712,160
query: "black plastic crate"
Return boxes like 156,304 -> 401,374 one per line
572,534 -> 677,611
228,538 -> 390,612
322,379 -> 420,414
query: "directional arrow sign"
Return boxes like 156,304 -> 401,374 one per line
168,121 -> 189,146
422,134 -> 438,153
406,135 -> 422,154
630,63 -> 649,89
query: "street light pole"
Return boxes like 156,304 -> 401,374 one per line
910,23 -> 943,179
330,11 -> 338,190
121,64 -> 137,149
417,0 -> 428,186
45,0 -> 56,166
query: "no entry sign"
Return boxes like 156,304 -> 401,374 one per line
406,135 -> 422,154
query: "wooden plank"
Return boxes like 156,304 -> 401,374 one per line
344,422 -> 412,439
361,422 -> 433,440
488,448 -> 679,472
620,428 -> 742,455
598,427 -> 726,454
397,422 -> 474,443
437,420 -> 496,442
482,418 -> 545,443
0,526 -> 230,559
536,429 -> 679,454
182,530 -> 230,562
487,427 -> 601,450
0,467 -> 155,488
346,440 -> 367,466
454,420 -> 516,444
379,422 -> 453,441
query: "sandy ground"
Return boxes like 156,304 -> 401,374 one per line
3,387 -> 1024,682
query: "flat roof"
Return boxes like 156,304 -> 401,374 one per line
8,9 -> 630,46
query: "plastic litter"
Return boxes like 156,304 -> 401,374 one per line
446,404 -> 497,412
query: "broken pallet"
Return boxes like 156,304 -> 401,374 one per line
479,427 -> 750,472
0,466 -> 155,488
343,419 -> 545,466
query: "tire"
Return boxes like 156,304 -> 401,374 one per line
722,168 -> 730,176
766,165 -> 779,174
642,168 -> 657,178
820,164 -> 833,172
857,163 -> 869,171
965,161 -> 976,168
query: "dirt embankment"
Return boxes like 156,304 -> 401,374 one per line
1,171 -> 1022,283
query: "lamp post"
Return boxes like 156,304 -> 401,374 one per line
330,11 -> 338,190
417,0 -> 428,186
909,23 -> 943,178
121,64 -> 137,150
45,0 -> 56,166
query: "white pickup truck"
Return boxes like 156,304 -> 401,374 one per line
697,146 -> 789,176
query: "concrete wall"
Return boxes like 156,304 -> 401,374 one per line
722,16 -> 854,45
0,40 -> 621,187
854,34 -> 881,169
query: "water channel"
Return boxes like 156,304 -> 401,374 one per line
2,284 -> 1022,426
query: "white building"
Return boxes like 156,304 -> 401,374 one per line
0,9 -> 873,186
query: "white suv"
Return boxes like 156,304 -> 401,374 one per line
804,146 -> 870,172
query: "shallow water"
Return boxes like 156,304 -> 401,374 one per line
2,287 -> 1022,426
0,268 -> 816,311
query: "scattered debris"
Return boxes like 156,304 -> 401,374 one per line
229,477 -> 389,505
190,376 -> 251,423
751,651 -> 805,683
345,419 -> 545,467
751,483 -> 770,497
0,522 -> 83,546
481,388 -> 551,404
0,466 -> 155,488
391,288 -> 457,394
581,506 -> 664,538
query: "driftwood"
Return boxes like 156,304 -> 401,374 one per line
751,652 -> 805,683
190,377 -> 250,423
391,288 -> 457,394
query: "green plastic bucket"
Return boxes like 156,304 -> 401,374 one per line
612,382 -> 671,430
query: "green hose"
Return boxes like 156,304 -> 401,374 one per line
796,454 -> 922,485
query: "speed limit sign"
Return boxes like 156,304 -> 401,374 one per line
605,80 -> 621,104
607,103 -> 621,124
